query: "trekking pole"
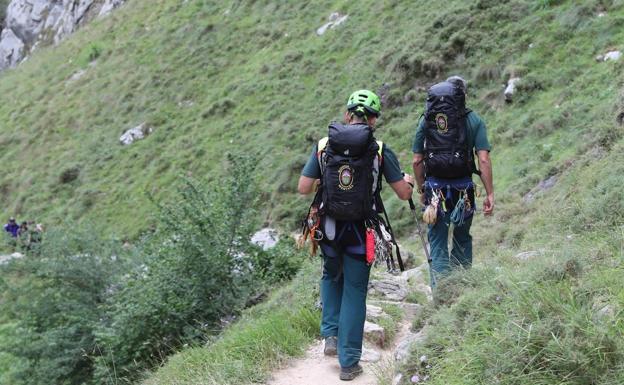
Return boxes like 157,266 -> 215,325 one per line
409,198 -> 432,264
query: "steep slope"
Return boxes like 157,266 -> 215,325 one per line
0,0 -> 622,238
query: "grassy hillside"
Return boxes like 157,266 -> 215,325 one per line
0,0 -> 622,238
0,0 -> 622,384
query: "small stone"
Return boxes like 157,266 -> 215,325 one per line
363,321 -> 386,348
360,347 -> 381,363
392,374 -> 403,385
366,304 -> 386,320
419,355 -> 428,365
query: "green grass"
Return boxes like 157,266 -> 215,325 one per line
140,260 -> 321,385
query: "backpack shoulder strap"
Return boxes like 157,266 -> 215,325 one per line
317,137 -> 329,175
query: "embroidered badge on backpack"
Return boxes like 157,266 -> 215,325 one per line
435,113 -> 449,134
338,165 -> 354,190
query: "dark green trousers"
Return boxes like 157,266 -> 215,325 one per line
428,214 -> 473,287
320,253 -> 371,368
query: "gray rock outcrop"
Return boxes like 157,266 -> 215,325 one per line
0,0 -> 125,71
119,122 -> 153,145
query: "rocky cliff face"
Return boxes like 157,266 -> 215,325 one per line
0,0 -> 124,71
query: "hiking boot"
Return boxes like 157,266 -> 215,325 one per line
340,364 -> 363,381
324,336 -> 337,356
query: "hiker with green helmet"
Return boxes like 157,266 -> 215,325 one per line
298,89 -> 414,381
412,76 -> 494,288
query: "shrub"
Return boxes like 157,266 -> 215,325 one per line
0,226 -> 126,385
93,154 -> 265,383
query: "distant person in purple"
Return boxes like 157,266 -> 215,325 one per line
4,217 -> 19,238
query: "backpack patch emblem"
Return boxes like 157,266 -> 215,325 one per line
338,165 -> 354,190
435,113 -> 449,133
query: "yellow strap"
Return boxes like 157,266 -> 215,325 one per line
318,137 -> 329,153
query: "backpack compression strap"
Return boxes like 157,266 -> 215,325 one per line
317,137 -> 383,174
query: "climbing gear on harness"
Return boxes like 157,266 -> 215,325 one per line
298,203 -> 322,256
375,221 -> 394,270
379,197 -> 405,273
409,198 -> 432,264
365,225 -> 375,265
347,89 -> 381,117
450,190 -> 469,226
423,193 -> 440,225
422,81 -> 479,179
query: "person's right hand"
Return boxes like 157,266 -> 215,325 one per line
483,194 -> 494,216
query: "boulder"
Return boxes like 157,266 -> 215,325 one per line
0,252 -> 24,264
363,321 -> 385,348
119,122 -> 153,145
0,27 -> 24,69
603,50 -> 621,62
250,228 -> 279,250
504,77 -> 521,102
316,12 -> 348,36
369,278 -> 408,301
402,267 -> 424,284
523,175 -> 557,203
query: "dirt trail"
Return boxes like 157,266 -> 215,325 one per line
267,261 -> 431,385
268,320 -> 411,385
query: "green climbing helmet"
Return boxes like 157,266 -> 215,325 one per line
347,89 -> 381,117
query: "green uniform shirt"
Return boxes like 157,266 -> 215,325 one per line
302,142 -> 404,183
412,111 -> 492,154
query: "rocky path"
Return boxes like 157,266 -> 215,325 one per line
267,263 -> 431,385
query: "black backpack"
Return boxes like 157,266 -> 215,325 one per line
423,81 -> 476,179
317,123 -> 383,221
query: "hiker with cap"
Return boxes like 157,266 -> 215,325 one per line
298,89 -> 414,381
412,76 -> 494,288
3,217 -> 19,238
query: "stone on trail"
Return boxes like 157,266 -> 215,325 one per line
514,250 -> 541,261
393,374 -> 403,385
365,304 -> 386,321
363,321 -> 385,348
360,346 -> 381,363
368,278 -> 408,301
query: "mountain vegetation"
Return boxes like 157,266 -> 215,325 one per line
0,0 -> 622,384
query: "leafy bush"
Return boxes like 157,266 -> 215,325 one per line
0,226 -> 126,385
93,154 -> 266,383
